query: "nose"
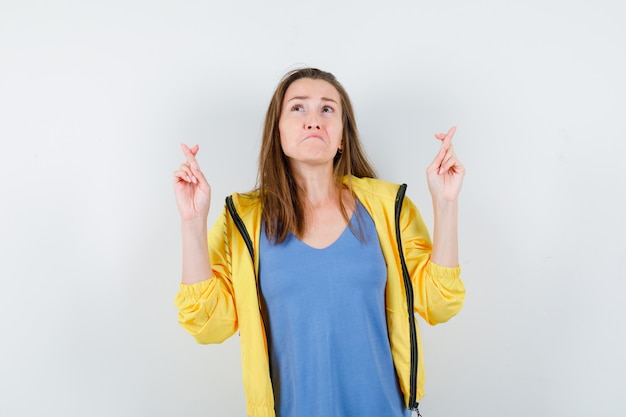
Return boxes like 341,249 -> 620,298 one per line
305,113 -> 320,130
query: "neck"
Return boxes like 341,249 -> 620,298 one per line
290,163 -> 339,208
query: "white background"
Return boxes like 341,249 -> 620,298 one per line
1,1 -> 625,416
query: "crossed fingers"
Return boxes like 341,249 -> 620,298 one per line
175,144 -> 201,184
434,126 -> 459,175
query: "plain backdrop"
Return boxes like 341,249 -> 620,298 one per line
1,1 -> 625,416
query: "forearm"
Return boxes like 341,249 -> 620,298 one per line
181,219 -> 212,284
430,200 -> 459,268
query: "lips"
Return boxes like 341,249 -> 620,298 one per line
303,134 -> 324,141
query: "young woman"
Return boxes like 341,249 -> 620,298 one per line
173,68 -> 466,417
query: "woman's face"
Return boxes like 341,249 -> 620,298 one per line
278,78 -> 343,169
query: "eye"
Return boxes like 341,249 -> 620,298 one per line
321,105 -> 335,113
290,104 -> 304,112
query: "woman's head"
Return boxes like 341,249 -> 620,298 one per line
278,76 -> 344,173
259,68 -> 374,181
258,68 -> 375,242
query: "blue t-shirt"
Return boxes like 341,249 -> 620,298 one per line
259,201 -> 411,417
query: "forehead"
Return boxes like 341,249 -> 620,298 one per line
283,78 -> 341,102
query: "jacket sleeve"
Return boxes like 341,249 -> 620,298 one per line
400,196 -> 465,325
173,206 -> 239,344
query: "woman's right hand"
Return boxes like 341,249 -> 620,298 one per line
174,144 -> 211,222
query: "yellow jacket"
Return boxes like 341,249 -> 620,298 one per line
174,176 -> 465,417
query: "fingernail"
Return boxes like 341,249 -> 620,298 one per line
192,176 -> 197,184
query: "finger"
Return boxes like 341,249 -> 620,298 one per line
436,151 -> 452,175
174,168 -> 193,184
427,127 -> 458,175
427,143 -> 447,174
435,125 -> 455,139
432,142 -> 457,175
429,127 -> 456,172
188,163 -> 209,186
180,143 -> 201,169
178,163 -> 197,182
445,125 -> 457,138
440,145 -> 455,165
442,126 -> 457,147
434,126 -> 456,147
440,151 -> 463,175
440,155 -> 456,175
177,162 -> 201,184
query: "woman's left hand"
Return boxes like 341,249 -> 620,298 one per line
426,126 -> 465,203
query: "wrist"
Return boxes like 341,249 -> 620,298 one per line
181,217 -> 208,233
432,198 -> 458,213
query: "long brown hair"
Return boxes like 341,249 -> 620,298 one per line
257,68 -> 376,243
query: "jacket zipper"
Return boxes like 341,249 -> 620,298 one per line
394,184 -> 420,415
226,196 -> 255,263
225,196 -> 268,339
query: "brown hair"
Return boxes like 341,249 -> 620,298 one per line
256,68 -> 376,243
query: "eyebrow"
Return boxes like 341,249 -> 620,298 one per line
286,95 -> 338,104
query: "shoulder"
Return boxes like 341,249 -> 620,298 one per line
347,176 -> 402,202
348,176 -> 421,225
225,190 -> 262,220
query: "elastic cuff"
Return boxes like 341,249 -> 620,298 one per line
426,261 -> 461,280
174,278 -> 214,307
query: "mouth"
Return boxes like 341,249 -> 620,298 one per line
303,134 -> 324,141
